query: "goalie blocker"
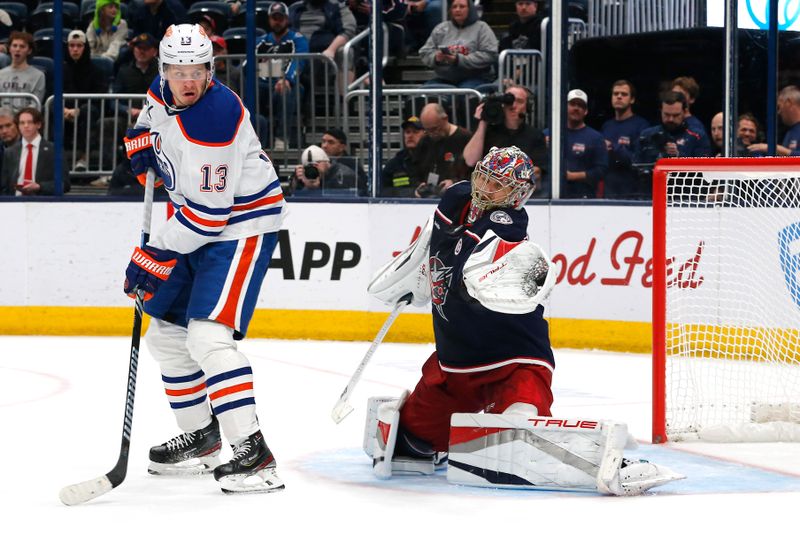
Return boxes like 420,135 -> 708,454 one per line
364,399 -> 684,496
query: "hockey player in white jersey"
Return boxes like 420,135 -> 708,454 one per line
122,24 -> 285,494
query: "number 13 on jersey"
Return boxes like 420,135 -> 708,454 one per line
200,164 -> 228,192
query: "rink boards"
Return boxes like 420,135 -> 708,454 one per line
0,200 -> 656,351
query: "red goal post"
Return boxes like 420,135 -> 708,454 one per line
652,157 -> 800,444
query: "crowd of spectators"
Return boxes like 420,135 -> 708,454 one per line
0,0 -> 794,200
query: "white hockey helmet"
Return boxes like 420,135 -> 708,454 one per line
159,23 -> 214,82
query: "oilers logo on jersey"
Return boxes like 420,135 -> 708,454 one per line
152,132 -> 177,190
429,253 -> 453,321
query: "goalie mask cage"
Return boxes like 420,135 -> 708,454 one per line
653,157 -> 800,443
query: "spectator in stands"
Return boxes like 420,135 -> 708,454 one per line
87,0 -> 128,62
257,2 -> 309,150
463,83 -> 546,192
414,102 -> 471,197
671,76 -> 709,141
601,79 -> 650,198
563,89 -> 608,198
63,29 -> 108,172
419,0 -> 498,90
0,106 -> 19,148
637,91 -> 711,195
320,126 -> 367,191
0,106 -> 17,178
748,85 -> 800,156
382,115 -> 427,196
0,9 -> 11,57
349,0 -> 407,56
194,14 -> 217,38
499,0 -> 544,53
291,144 -> 359,194
737,112 -> 760,149
128,0 -> 180,41
710,111 -> 723,156
289,0 -> 357,61
113,33 -> 159,118
211,35 -> 240,93
0,32 -> 45,112
0,107 -> 69,196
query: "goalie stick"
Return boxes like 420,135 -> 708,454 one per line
59,169 -> 157,506
331,294 -> 411,424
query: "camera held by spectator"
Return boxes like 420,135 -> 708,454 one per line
480,92 -> 516,126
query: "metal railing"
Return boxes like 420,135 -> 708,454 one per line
343,25 -> 390,93
345,87 -> 482,193
0,92 -> 42,112
587,0 -> 702,37
43,93 -> 147,178
498,49 -> 545,128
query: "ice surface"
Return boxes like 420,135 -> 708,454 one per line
2,336 -> 798,532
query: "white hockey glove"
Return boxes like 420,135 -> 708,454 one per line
368,216 -> 433,307
462,230 -> 557,314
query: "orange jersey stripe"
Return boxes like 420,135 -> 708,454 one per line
216,236 -> 258,329
231,193 -> 284,211
164,383 -> 206,397
209,382 -> 253,401
181,207 -> 229,227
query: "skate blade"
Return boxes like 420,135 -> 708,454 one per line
219,468 -> 285,494
148,454 -> 221,476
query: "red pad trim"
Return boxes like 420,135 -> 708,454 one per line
492,239 -> 523,263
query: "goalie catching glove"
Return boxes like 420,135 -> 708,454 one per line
124,244 -> 178,301
368,216 -> 433,307
462,229 -> 556,314
124,127 -> 163,187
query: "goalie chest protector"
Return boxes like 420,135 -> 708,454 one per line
429,182 -> 554,373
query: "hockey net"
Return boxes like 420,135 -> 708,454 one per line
652,158 -> 800,443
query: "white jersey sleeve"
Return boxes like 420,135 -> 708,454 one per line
140,78 -> 285,254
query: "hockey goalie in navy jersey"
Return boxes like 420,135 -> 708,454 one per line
121,24 -> 285,494
364,146 -> 684,495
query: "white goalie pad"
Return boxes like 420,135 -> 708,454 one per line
462,230 -> 557,314
447,413 -> 684,496
367,216 -> 433,307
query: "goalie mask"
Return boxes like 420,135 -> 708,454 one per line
158,24 -> 214,110
470,146 -> 535,218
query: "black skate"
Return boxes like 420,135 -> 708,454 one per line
148,416 -> 222,475
213,430 -> 285,494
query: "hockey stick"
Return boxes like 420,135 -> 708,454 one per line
59,169 -> 156,506
331,294 -> 412,424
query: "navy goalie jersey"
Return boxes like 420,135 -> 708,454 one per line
429,181 -> 554,373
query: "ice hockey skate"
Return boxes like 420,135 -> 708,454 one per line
148,416 -> 222,475
213,430 -> 285,494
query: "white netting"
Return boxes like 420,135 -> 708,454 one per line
665,170 -> 800,441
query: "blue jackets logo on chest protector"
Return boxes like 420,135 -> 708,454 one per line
429,253 -> 453,321
152,132 -> 177,190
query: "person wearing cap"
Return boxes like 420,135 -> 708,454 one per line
195,13 -> 217,38
256,1 -> 309,150
381,116 -> 428,196
292,141 -> 360,194
0,31 -> 44,113
563,88 -> 608,199
600,80 -> 650,199
321,127 -> 368,191
463,83 -> 546,192
63,29 -> 108,173
86,0 -> 128,62
112,33 -> 159,125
